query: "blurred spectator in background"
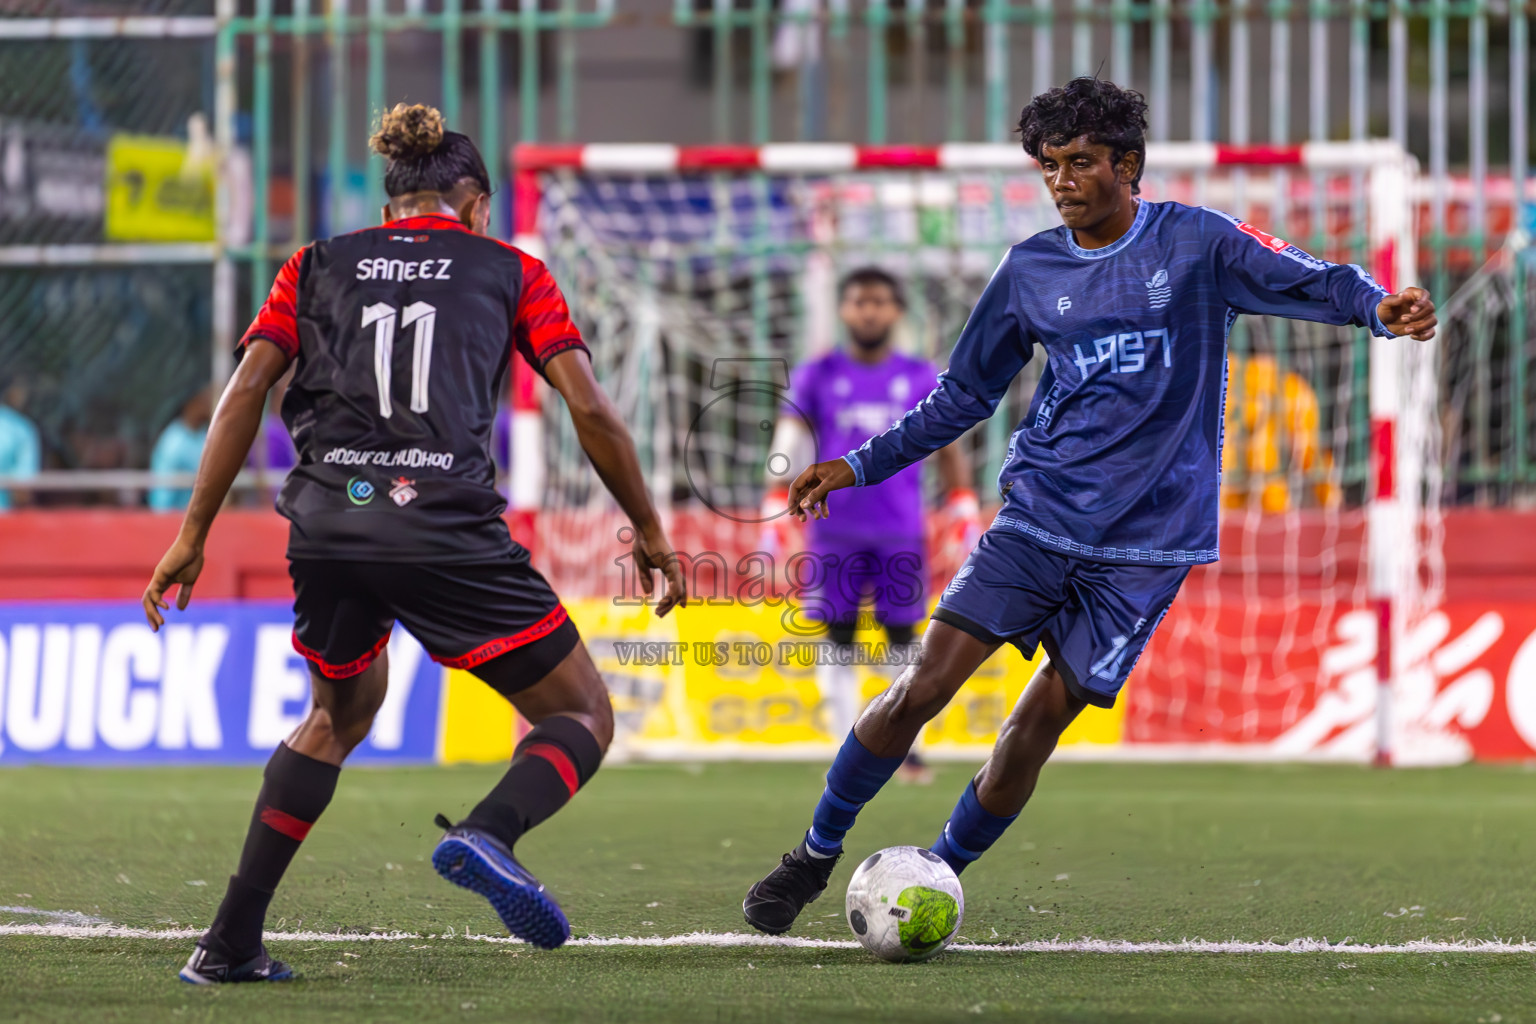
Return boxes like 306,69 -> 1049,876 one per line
492,402 -> 512,491
148,386 -> 213,511
0,380 -> 41,510
250,366 -> 297,473
248,366 -> 297,507
1222,353 -> 1340,512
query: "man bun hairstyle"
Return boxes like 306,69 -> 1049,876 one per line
369,102 -> 492,199
838,266 -> 906,309
1017,78 -> 1149,195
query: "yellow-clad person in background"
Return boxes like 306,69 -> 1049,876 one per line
1223,354 -> 1342,512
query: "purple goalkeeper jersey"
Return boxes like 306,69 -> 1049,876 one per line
785,347 -> 938,542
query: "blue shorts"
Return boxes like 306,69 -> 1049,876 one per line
932,527 -> 1189,708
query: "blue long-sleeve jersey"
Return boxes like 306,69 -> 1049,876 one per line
845,200 -> 1394,565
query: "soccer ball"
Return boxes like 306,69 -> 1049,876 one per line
844,845 -> 964,963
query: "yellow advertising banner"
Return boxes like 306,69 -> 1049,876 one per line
104,135 -> 215,242
567,599 -> 1124,759
436,599 -> 1125,763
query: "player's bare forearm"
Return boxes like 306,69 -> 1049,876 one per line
571,405 -> 658,528
1376,286 -> 1437,341
544,350 -> 687,614
143,340 -> 289,630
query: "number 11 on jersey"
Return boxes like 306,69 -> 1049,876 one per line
361,300 -> 436,418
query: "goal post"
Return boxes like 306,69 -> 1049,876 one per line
510,140 -> 1438,763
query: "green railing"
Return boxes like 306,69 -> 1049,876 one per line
0,0 -> 1530,496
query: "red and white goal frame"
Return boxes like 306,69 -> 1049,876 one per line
509,140 -> 1426,764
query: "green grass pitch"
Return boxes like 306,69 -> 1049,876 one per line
3,760 -> 1535,1022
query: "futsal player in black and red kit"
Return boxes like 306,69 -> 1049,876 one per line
142,103 -> 687,983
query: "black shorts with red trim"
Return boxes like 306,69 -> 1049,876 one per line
289,552 -> 579,691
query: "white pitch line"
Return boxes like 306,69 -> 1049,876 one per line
0,906 -> 109,926
2,921 -> 1534,954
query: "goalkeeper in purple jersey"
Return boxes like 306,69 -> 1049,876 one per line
764,268 -> 977,782
742,77 -> 1437,934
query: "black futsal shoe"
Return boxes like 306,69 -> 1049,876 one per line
742,837 -> 841,935
178,941 -> 294,984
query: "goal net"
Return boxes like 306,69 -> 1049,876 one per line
512,141 -> 1443,763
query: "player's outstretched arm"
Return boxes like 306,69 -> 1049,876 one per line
142,339 -> 289,630
1207,210 -> 1424,338
543,349 -> 687,617
850,257 -> 1031,491
1376,286 -> 1437,341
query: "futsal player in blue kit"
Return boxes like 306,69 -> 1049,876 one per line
742,77 -> 1438,933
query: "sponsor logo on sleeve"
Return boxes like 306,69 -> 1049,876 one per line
1235,221 -> 1289,253
1235,220 -> 1331,270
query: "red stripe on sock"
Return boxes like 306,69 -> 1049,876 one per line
259,805 -> 314,841
523,743 -> 579,797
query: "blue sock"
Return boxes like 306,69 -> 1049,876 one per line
804,731 -> 906,857
930,780 -> 1018,875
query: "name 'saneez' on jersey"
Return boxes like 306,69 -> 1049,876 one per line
240,213 -> 587,563
844,200 -> 1394,566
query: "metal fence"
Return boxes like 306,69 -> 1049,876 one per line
0,0 -> 1530,500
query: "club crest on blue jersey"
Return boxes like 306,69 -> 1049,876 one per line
1146,269 -> 1171,309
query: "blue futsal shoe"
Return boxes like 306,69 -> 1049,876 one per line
431,816 -> 571,950
178,942 -> 294,984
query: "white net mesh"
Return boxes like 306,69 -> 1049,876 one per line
527,155 -> 1439,755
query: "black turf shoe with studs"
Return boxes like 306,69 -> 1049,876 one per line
178,942 -> 294,985
742,837 -> 842,935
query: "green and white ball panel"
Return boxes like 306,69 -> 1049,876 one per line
844,845 -> 965,963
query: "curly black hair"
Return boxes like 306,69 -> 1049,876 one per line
369,102 -> 491,199
1017,78 -> 1150,195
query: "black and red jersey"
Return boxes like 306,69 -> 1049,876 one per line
241,214 -> 586,562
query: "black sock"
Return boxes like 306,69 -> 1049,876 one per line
205,743 -> 340,959
458,716 -> 604,850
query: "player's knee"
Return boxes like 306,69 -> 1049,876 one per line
332,710 -> 378,750
551,659 -> 615,751
1032,665 -> 1088,730
878,666 -> 952,729
997,666 -> 1083,762
302,664 -> 388,756
298,702 -> 377,758
580,688 -> 615,752
326,689 -> 385,747
991,715 -> 1055,775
